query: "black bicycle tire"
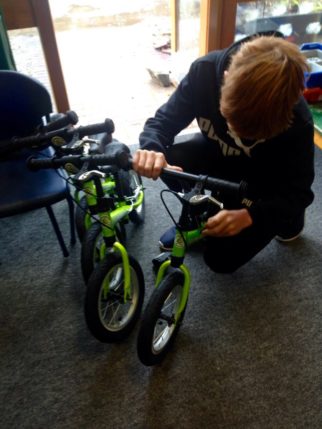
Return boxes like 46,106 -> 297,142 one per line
84,253 -> 145,342
137,270 -> 186,366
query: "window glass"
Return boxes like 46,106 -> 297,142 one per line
236,1 -> 322,46
170,1 -> 200,86
177,0 -> 200,52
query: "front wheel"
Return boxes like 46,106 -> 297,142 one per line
84,253 -> 145,342
137,270 -> 186,366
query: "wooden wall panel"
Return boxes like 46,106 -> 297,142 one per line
199,0 -> 237,55
0,0 -> 35,30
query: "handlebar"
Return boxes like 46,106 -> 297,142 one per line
27,149 -> 247,199
27,150 -> 131,172
38,110 -> 79,132
161,168 -> 247,199
0,118 -> 115,157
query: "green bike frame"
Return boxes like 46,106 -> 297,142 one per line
71,164 -> 144,302
75,176 -> 116,230
99,190 -> 144,303
155,226 -> 204,319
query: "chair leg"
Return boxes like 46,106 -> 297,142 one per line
67,193 -> 76,245
46,205 -> 69,257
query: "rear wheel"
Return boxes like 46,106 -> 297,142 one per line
137,270 -> 186,366
85,253 -> 144,342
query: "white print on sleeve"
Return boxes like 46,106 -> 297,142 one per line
198,117 -> 265,157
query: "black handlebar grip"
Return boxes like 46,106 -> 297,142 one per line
27,154 -> 83,170
0,133 -> 51,157
40,110 -> 79,132
161,168 -> 198,182
206,176 -> 243,197
161,168 -> 246,198
88,151 -> 131,170
0,126 -> 72,156
0,133 -> 47,156
76,118 -> 115,138
0,119 -> 116,156
27,156 -> 62,171
27,148 -> 132,172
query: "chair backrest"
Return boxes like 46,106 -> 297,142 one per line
0,70 -> 52,140
0,7 -> 16,70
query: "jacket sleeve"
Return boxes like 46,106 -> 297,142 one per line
247,121 -> 315,228
139,65 -> 197,153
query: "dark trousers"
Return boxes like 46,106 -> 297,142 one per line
163,133 -> 276,273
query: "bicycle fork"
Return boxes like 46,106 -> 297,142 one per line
100,207 -> 136,304
155,230 -> 192,319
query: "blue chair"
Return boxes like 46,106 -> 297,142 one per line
0,70 -> 76,257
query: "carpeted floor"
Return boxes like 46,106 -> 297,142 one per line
0,146 -> 321,429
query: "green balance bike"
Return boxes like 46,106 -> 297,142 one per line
21,115 -> 145,282
27,137 -> 145,343
55,129 -> 145,283
137,168 -> 247,366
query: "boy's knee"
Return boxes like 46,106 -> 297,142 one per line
203,250 -> 242,274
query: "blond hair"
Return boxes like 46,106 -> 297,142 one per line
220,36 -> 309,140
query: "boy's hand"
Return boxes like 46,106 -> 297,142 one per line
133,149 -> 182,180
202,209 -> 253,237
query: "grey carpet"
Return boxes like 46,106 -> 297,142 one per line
0,147 -> 321,429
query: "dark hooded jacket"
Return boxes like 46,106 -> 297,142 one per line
139,34 -> 315,230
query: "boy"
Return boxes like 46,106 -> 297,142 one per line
133,33 -> 315,273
